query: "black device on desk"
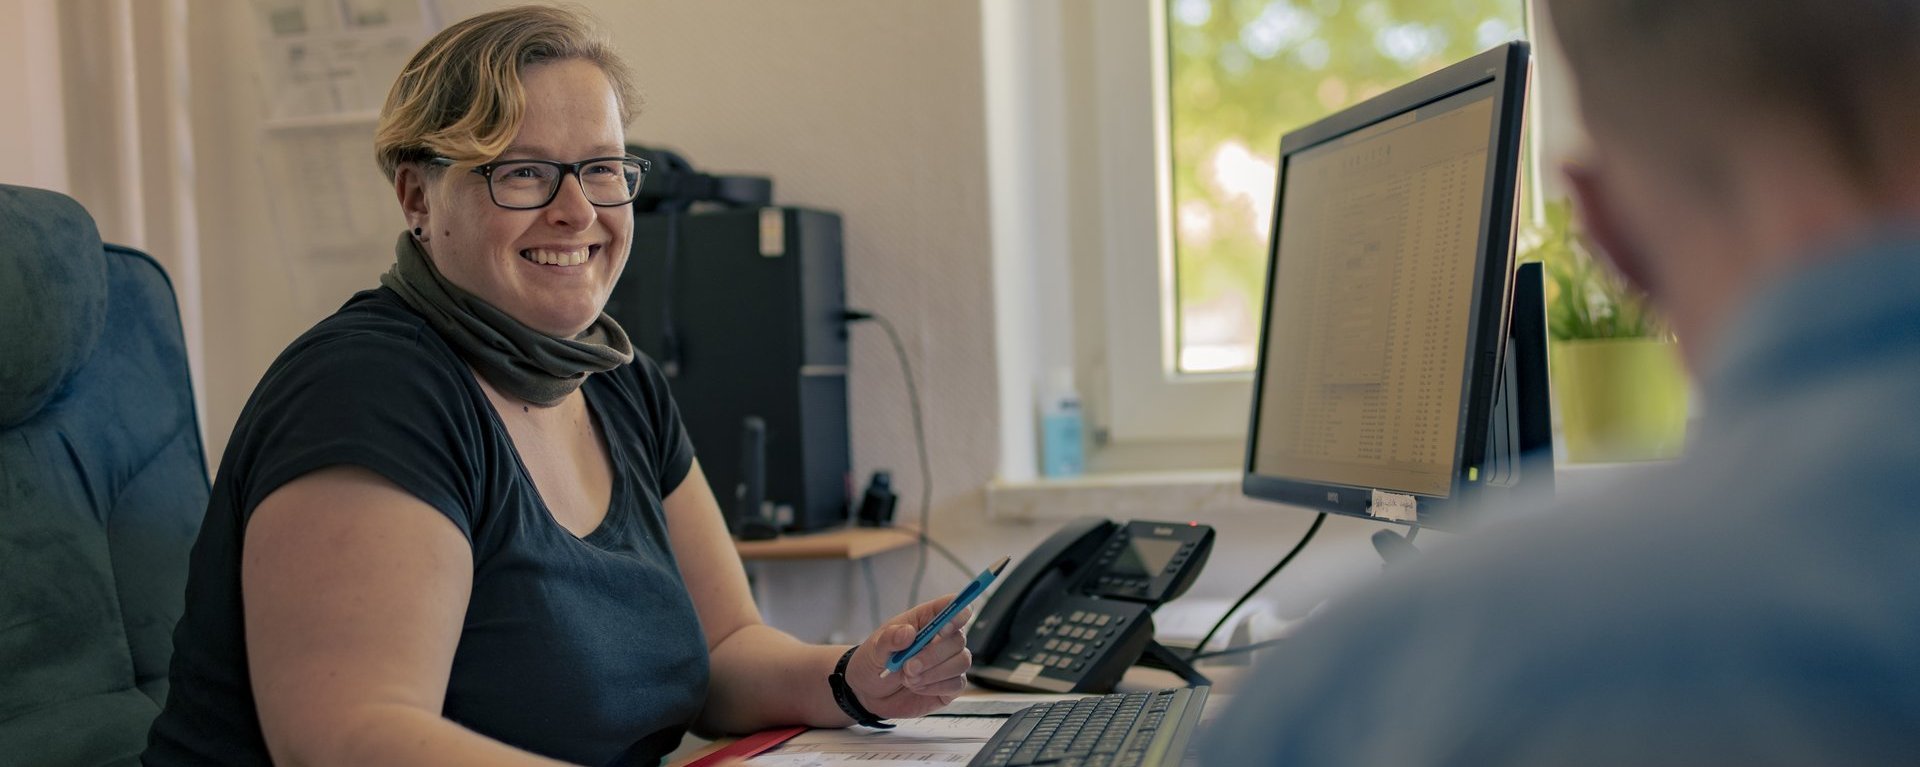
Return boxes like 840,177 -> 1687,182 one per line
609,182 -> 854,534
967,518 -> 1213,694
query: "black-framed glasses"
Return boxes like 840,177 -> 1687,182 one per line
429,155 -> 651,210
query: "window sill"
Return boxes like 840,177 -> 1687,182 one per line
986,461 -> 1669,523
986,469 -> 1278,523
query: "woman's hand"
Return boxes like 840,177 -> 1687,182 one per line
843,596 -> 975,720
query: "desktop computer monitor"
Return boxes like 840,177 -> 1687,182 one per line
1242,42 -> 1548,530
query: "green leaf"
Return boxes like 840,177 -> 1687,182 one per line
1517,199 -> 1667,340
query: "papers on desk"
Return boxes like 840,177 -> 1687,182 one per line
728,694 -> 1095,765
746,716 -> 1003,765
748,715 -> 1036,767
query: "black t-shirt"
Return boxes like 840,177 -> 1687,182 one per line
145,288 -> 710,766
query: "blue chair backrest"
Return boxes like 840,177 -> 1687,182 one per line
0,184 -> 209,765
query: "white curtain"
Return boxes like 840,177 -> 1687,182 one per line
53,0 -> 208,443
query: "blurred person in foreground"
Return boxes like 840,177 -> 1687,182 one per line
144,7 -> 968,766
1207,0 -> 1920,764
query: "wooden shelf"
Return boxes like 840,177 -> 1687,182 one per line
733,525 -> 919,561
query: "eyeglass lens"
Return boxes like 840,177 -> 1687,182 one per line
487,159 -> 644,208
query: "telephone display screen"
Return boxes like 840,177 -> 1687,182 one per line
1111,538 -> 1182,577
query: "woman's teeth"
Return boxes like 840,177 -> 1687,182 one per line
521,247 -> 590,266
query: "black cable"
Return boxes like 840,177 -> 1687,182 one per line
1186,513 -> 1325,661
1188,635 -> 1289,662
844,309 -> 937,610
658,213 -> 682,377
861,559 -> 883,631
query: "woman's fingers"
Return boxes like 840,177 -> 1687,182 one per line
905,646 -> 973,688
907,673 -> 967,698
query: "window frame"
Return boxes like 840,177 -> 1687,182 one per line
1095,0 -> 1254,444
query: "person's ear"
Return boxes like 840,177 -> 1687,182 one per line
394,162 -> 433,240
1564,158 -> 1658,299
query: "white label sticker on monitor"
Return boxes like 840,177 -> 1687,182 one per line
1370,489 -> 1418,522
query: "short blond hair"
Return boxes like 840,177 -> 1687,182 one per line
1547,0 -> 1920,195
374,4 -> 639,180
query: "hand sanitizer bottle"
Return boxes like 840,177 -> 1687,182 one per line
1040,367 -> 1085,478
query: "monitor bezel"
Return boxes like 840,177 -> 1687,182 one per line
1241,42 -> 1531,529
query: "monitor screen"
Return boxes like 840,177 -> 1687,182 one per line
1244,43 -> 1531,524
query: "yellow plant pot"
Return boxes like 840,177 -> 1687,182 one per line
1550,338 -> 1689,463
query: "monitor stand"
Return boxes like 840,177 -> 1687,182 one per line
1135,639 -> 1211,687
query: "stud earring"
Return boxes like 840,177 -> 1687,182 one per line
412,227 -> 424,237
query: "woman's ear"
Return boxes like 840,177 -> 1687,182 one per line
394,163 -> 432,236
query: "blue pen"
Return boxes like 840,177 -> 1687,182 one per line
881,555 -> 1010,678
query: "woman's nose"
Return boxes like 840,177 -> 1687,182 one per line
542,172 -> 597,229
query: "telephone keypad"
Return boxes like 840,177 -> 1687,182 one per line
1011,607 -> 1130,677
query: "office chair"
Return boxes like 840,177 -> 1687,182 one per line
0,185 -> 209,765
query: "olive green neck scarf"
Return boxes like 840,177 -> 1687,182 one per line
379,233 -> 633,406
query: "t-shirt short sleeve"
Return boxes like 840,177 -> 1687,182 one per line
632,353 -> 696,496
233,326 -> 484,540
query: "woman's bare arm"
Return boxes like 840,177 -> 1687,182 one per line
244,465 -> 571,767
664,461 -> 970,735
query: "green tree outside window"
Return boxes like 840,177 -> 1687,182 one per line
1167,0 -> 1526,373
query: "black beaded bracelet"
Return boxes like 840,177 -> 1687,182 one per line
826,645 -> 894,729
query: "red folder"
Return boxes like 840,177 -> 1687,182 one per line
683,726 -> 807,766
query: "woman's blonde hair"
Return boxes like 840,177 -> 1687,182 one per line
374,4 -> 639,180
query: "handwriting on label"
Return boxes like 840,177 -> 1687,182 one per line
1369,489 -> 1418,522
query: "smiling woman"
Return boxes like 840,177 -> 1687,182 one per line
141,6 -> 974,767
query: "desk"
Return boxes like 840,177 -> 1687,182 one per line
733,525 -> 919,561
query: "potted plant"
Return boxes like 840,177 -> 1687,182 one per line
1520,200 -> 1688,462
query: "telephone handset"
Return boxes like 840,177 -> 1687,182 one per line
966,518 -> 1214,693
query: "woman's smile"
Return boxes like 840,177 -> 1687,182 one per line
518,243 -> 602,267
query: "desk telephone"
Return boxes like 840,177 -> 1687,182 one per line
966,518 -> 1214,694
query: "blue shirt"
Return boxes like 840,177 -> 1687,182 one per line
1204,236 -> 1920,765
146,288 -> 710,767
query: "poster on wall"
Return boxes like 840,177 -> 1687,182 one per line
253,0 -> 441,124
251,0 -> 441,314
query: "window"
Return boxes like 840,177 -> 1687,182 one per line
1165,0 -> 1527,375
987,1 -> 1554,462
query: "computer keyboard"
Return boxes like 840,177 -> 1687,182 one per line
967,686 -> 1209,767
